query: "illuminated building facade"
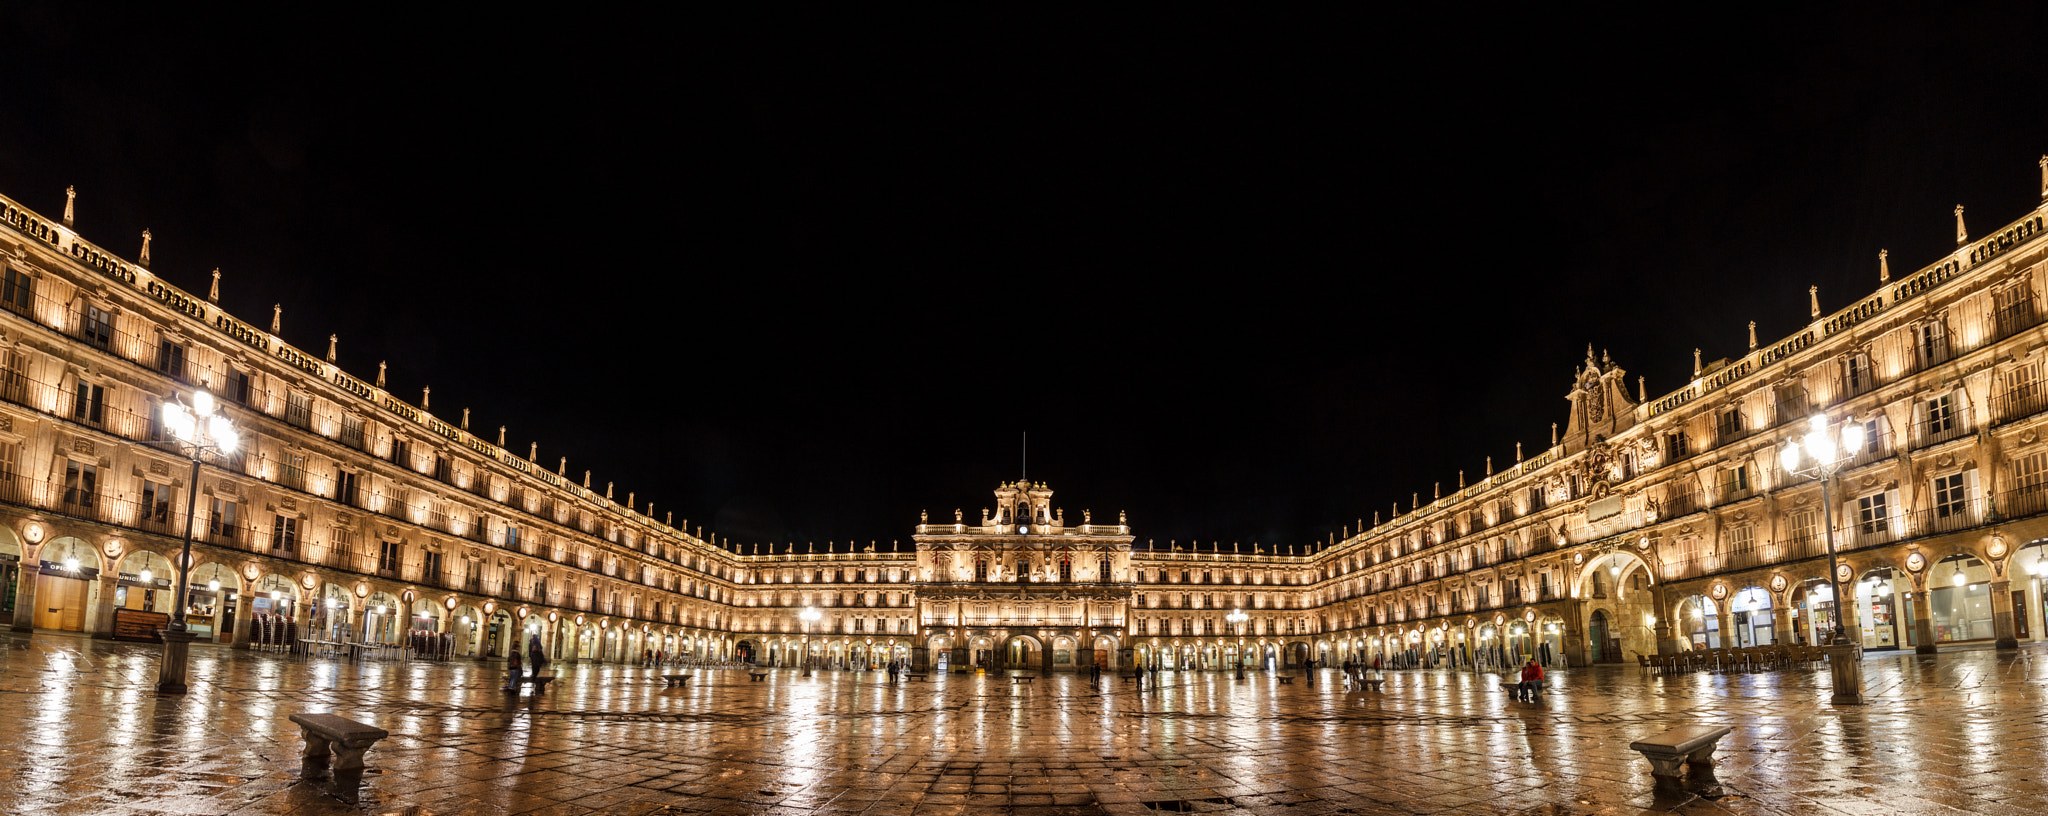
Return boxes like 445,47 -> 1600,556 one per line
5,160 -> 2048,674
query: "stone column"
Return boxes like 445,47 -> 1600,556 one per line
1911,586 -> 1938,654
1716,601 -> 1737,649
10,561 -> 37,632
1991,579 -> 2017,650
91,575 -> 119,639
1561,604 -> 1588,668
1772,599 -> 1795,646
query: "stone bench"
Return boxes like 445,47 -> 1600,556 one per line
288,713 -> 388,775
1629,725 -> 1734,783
1356,678 -> 1383,692
660,674 -> 690,687
904,672 -> 927,681
748,671 -> 770,681
1011,674 -> 1037,683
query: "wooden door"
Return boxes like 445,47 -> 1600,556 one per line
35,574 -> 87,631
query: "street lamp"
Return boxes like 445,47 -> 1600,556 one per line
1778,414 -> 1867,705
154,389 -> 238,694
1226,610 -> 1249,679
799,606 -> 822,677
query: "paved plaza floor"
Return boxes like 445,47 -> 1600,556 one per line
3,634 -> 2048,815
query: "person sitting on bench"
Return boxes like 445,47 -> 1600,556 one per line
1516,658 -> 1544,701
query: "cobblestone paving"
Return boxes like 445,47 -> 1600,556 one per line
3,633 -> 2048,815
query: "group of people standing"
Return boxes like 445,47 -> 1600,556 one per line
503,634 -> 550,690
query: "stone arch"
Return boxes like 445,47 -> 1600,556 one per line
1571,549 -> 1655,599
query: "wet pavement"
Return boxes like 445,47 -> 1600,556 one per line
3,634 -> 2047,815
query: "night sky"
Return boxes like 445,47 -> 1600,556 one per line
2,8 -> 2045,554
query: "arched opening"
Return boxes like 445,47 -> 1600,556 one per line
249,574 -> 301,650
411,598 -> 448,658
1537,616 -> 1565,667
1931,554 -> 1995,643
1795,578 -> 1838,645
188,562 -> 242,643
1676,594 -> 1720,649
0,526 -> 21,620
1001,635 -> 1041,671
363,591 -> 402,644
451,604 -> 485,657
1854,568 -> 1908,650
1588,609 -> 1612,663
1729,586 -> 1776,646
314,583 -> 353,643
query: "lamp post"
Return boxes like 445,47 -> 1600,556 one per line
154,389 -> 239,695
800,606 -> 822,677
1778,414 -> 1867,705
1226,610 -> 1248,679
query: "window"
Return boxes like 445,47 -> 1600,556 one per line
208,496 -> 237,537
157,338 -> 186,380
1727,523 -> 1755,556
1844,354 -> 1873,394
422,550 -> 443,582
390,437 -> 410,468
336,470 -> 359,507
1915,321 -> 1950,367
72,381 -> 104,425
1664,431 -> 1691,461
271,515 -> 299,554
1716,407 -> 1743,440
1720,464 -> 1750,498
1099,558 -> 1113,581
62,460 -> 97,508
1788,509 -> 1818,544
141,480 -> 171,523
1059,559 -> 1071,582
340,415 -> 365,450
434,454 -> 452,483
285,392 -> 312,429
1926,394 -> 1956,436
282,454 -> 307,491
1933,473 -> 1968,518
505,524 -> 521,550
332,526 -> 357,567
378,540 -> 401,574
0,268 -> 32,315
81,305 -> 112,349
1856,492 -> 1889,535
225,369 -> 253,405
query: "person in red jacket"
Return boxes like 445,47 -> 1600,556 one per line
1517,658 -> 1544,701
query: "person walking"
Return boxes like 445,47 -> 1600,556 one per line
528,634 -> 548,677
505,649 -> 524,691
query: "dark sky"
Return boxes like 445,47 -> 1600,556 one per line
3,7 -> 2045,553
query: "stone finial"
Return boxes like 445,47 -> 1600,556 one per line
627,492 -> 635,510
376,361 -> 386,388
1692,349 -> 1702,376
1551,422 -> 1559,445
422,386 -> 430,411
605,482 -> 614,500
139,229 -> 151,267
955,508 -> 963,522
1485,456 -> 1493,476
583,470 -> 591,488
1458,470 -> 1466,489
326,334 -> 337,362
496,425 -> 506,446
1955,204 -> 1968,246
1412,492 -> 1419,510
528,441 -> 536,461
1809,285 -> 1819,319
209,268 -> 220,303
666,511 -> 673,525
558,456 -> 566,475
1119,509 -> 1126,524
1879,249 -> 1890,283
271,304 -> 282,334
1434,482 -> 1441,499
461,408 -> 470,430
1516,441 -> 1524,462
1637,375 -> 1646,402
1748,321 -> 1757,350
63,186 -> 75,227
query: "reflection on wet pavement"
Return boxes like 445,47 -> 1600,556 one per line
4,632 -> 2046,814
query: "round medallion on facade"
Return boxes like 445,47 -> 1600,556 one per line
1523,609 -> 1536,622
1770,574 -> 1788,593
516,606 -> 528,619
1637,536 -> 1651,550
548,611 -> 558,622
1988,537 -> 2008,559
483,601 -> 496,614
300,573 -> 317,590
101,538 -> 121,558
443,595 -> 458,610
353,581 -> 368,597
22,521 -> 44,544
1710,584 -> 1727,600
1573,552 -> 1584,565
1907,551 -> 1927,572
1835,563 -> 1854,583
401,589 -> 415,603
575,614 -> 586,625
1495,613 -> 1506,625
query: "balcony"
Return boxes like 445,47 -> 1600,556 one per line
1992,384 -> 2048,425
1912,413 -> 1972,450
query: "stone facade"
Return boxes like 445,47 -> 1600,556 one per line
5,164 -> 2048,674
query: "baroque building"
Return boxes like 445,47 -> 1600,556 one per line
4,160 -> 2048,675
